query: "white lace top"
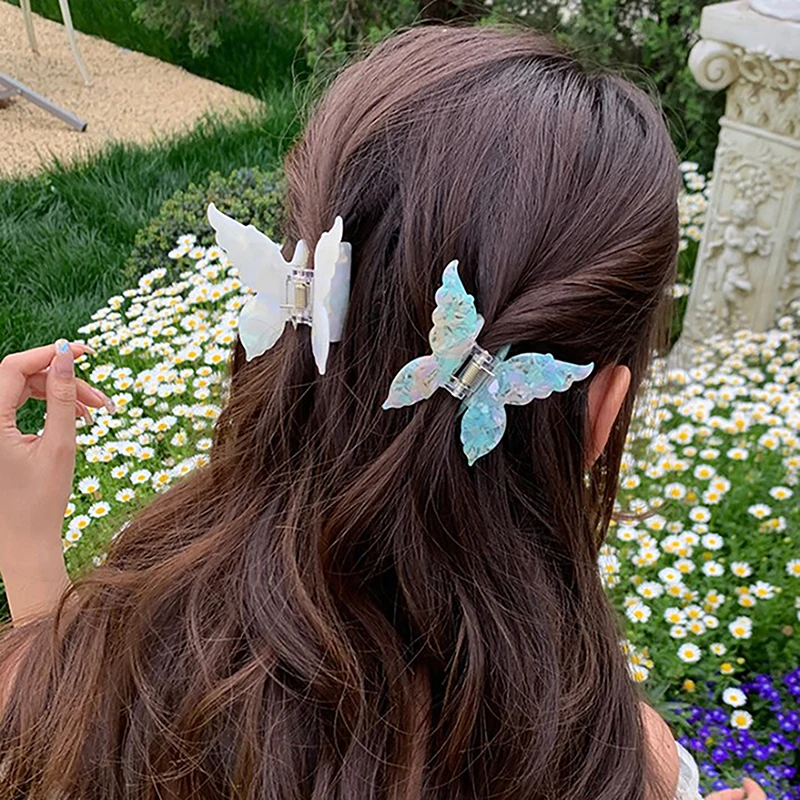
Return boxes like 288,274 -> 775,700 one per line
675,740 -> 703,799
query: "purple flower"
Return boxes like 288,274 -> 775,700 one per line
672,670 -> 799,800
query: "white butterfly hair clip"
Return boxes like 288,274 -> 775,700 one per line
207,203 -> 351,374
382,262 -> 595,465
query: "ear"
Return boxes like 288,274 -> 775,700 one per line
586,364 -> 631,468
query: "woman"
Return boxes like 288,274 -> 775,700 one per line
0,26 -> 764,800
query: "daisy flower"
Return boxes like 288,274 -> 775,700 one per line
664,607 -> 686,624
688,506 -> 711,523
730,710 -> 753,730
730,562 -> 753,578
664,482 -> 686,499
677,643 -> 702,663
702,561 -> 724,577
728,616 -> 752,639
747,503 -> 771,519
626,602 -> 651,623
115,488 -> 136,503
78,476 -> 101,495
68,514 -> 91,532
88,501 -> 111,519
722,688 -> 747,707
701,533 -> 723,550
130,469 -> 152,485
749,581 -> 775,599
693,464 -> 716,480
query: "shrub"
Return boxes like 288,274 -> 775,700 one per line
123,166 -> 286,283
490,0 -> 725,171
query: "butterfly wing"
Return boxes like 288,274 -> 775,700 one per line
493,353 -> 595,405
207,203 -> 291,295
383,261 -> 483,410
237,294 -> 288,361
311,217 -> 351,374
458,353 -> 594,464
382,355 -> 445,409
460,383 -> 507,466
208,203 -> 295,362
429,261 -> 484,361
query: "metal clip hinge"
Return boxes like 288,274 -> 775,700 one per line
444,345 -> 496,401
281,267 -> 314,328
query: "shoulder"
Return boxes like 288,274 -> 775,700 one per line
640,702 -> 679,800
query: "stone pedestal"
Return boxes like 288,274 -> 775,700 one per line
675,1 -> 800,358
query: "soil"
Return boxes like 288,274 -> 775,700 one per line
0,2 -> 264,179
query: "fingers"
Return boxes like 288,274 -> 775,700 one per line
0,342 -> 93,377
707,779 -> 767,800
743,778 -> 766,800
41,341 -> 78,463
23,372 -> 114,412
0,342 -> 94,421
706,790 -> 745,800
76,401 -> 93,426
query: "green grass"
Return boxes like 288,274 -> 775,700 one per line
1,91 -> 303,433
2,0 -> 309,99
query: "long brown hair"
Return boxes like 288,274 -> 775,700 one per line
0,26 -> 679,800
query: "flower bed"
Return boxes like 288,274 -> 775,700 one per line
672,670 -> 799,797
32,164 -> 798,796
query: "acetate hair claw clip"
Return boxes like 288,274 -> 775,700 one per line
207,203 -> 351,374
383,262 -> 595,465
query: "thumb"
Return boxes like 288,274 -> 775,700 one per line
706,790 -> 745,800
42,339 -> 78,461
742,778 -> 766,800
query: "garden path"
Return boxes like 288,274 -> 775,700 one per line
0,2 -> 263,179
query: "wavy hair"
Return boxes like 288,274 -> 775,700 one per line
0,25 -> 679,800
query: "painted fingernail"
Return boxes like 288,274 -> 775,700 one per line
87,386 -> 115,413
54,339 -> 75,377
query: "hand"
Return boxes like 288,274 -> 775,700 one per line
707,778 -> 766,800
0,340 -> 113,624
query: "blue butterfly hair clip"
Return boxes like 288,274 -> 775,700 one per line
382,261 -> 595,465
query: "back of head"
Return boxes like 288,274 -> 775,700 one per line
0,25 -> 679,800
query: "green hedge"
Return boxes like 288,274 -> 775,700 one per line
124,166 -> 286,283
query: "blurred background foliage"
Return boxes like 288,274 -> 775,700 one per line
9,0 -> 724,169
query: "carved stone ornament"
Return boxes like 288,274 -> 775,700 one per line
675,1 -> 800,364
749,0 -> 800,22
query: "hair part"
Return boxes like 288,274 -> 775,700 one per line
0,25 -> 678,800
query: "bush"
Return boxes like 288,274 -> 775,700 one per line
123,166 -> 286,284
304,0 -> 725,169
482,0 -> 725,170
131,0 -> 243,57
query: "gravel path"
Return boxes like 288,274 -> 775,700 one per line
0,2 -> 264,179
